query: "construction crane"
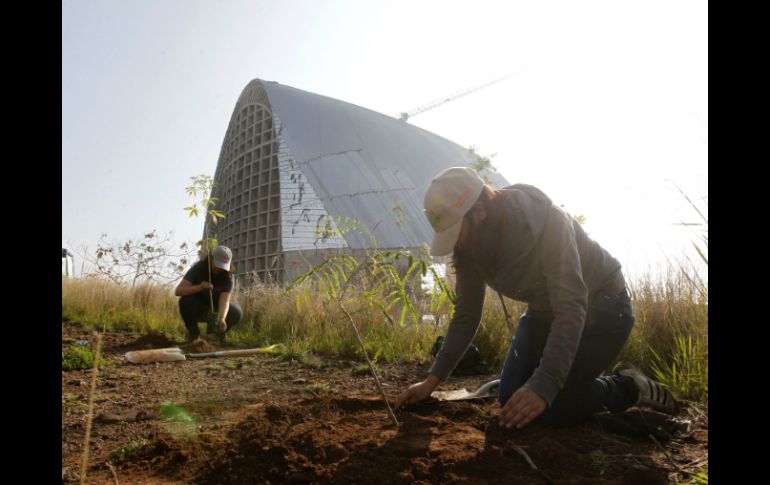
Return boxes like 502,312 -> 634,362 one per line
398,70 -> 525,122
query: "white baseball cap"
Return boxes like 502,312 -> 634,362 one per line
423,167 -> 485,256
212,246 -> 232,271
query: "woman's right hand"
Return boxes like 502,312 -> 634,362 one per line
393,375 -> 441,411
199,281 -> 213,291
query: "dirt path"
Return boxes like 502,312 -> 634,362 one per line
61,323 -> 708,484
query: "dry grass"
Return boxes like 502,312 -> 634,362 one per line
62,262 -> 707,403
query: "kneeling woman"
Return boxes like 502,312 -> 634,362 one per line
394,167 -> 676,428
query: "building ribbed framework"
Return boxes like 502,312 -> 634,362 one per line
209,83 -> 284,284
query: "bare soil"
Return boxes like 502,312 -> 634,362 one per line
61,323 -> 708,484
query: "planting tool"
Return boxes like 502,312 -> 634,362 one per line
431,378 -> 500,401
125,343 -> 285,364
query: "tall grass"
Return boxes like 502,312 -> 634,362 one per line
61,276 -> 443,362
620,186 -> 708,403
615,268 -> 707,402
235,269 -> 447,364
62,259 -> 707,403
62,278 -> 182,337
649,333 -> 707,403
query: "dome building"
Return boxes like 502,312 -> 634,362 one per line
206,79 -> 508,286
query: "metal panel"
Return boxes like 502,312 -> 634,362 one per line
261,80 -> 509,250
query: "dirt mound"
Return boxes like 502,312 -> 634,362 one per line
182,339 -> 219,353
171,398 -> 656,484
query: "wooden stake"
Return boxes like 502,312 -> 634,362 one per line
79,332 -> 103,485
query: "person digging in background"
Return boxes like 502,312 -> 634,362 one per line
175,245 -> 243,343
393,167 -> 678,428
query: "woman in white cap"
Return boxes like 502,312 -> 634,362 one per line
393,167 -> 677,428
174,245 -> 243,342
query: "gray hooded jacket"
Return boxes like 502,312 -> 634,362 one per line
430,184 -> 625,406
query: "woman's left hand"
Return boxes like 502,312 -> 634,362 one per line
499,387 -> 547,429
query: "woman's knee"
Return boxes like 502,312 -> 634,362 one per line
498,346 -> 529,406
227,302 -> 243,323
498,316 -> 547,406
179,296 -> 203,318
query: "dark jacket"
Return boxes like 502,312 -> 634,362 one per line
430,184 -> 625,406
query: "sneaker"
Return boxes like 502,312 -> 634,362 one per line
616,366 -> 679,415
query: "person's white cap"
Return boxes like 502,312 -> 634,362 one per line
423,166 -> 485,256
212,246 -> 232,271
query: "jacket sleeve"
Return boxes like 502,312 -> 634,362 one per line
522,207 -> 588,406
429,266 -> 486,381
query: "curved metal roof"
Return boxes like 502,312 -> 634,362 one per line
257,80 -> 509,250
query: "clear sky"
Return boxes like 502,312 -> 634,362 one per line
62,0 -> 707,280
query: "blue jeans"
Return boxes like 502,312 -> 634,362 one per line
499,287 -> 637,426
178,296 -> 243,340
